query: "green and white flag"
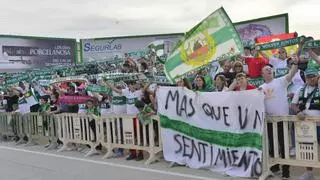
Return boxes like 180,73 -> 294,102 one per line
157,87 -> 264,177
148,40 -> 175,64
164,7 -> 243,83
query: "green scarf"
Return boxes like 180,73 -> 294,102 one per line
86,85 -> 111,94
40,103 -> 50,113
87,106 -> 100,116
137,105 -> 154,125
304,40 -> 320,49
256,36 -> 304,51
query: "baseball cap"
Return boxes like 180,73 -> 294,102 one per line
304,68 -> 318,77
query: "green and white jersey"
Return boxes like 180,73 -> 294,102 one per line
112,91 -> 126,114
121,88 -> 143,115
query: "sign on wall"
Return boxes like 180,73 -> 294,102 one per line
0,35 -> 77,72
80,33 -> 183,63
234,13 -> 289,46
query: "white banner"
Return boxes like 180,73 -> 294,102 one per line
156,87 -> 265,177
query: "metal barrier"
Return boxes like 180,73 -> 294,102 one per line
99,115 -> 162,165
0,112 -> 15,138
26,113 -> 56,146
55,113 -> 100,156
12,113 -> 27,144
3,112 -> 320,177
260,116 -> 320,180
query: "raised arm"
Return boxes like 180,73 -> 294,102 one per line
227,79 -> 237,91
308,49 -> 320,64
285,54 -> 299,82
101,81 -> 122,94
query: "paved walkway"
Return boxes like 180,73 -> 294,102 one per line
0,142 -> 318,180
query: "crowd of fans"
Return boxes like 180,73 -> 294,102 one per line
0,41 -> 320,179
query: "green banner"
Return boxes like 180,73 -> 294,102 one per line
248,77 -> 264,87
86,85 -> 111,94
304,40 -> 320,49
275,68 -> 289,78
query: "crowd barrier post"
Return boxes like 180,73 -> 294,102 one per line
0,112 -> 15,139
12,112 -> 27,144
56,113 -> 100,157
24,112 -> 56,146
25,113 -> 43,146
259,116 -> 272,180
260,116 -> 320,179
100,114 -> 162,165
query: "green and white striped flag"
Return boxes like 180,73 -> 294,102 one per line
164,7 -> 243,83
148,40 -> 173,64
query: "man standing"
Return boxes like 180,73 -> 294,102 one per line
260,54 -> 299,179
291,68 -> 320,180
104,80 -> 144,161
215,59 -> 235,86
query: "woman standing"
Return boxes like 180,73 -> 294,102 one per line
214,75 -> 229,92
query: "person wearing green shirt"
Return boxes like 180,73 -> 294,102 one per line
194,75 -> 207,92
135,100 -> 155,125
39,96 -> 50,113
38,96 -> 51,148
86,99 -> 102,155
134,100 -> 156,161
87,99 -> 100,118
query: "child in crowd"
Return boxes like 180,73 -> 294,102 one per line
134,100 -> 156,161
86,99 -> 103,155
39,96 -> 50,113
135,100 -> 155,126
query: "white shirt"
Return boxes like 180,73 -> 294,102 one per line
292,85 -> 320,117
260,76 -> 290,116
122,88 -> 143,115
288,70 -> 305,94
